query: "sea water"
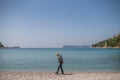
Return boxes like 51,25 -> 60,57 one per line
0,48 -> 120,72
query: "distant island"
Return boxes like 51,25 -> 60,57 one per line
92,34 -> 120,48
1,33 -> 120,49
0,42 -> 20,49
63,45 -> 90,48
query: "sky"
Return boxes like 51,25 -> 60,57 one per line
0,0 -> 120,48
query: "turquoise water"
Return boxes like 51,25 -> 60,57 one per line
0,48 -> 120,72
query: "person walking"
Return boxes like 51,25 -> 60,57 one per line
55,52 -> 64,74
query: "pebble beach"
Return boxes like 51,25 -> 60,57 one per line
1,72 -> 120,80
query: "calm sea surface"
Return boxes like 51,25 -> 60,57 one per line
0,48 -> 120,72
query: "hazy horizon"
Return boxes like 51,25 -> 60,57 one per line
0,0 -> 120,48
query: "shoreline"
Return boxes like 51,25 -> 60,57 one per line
1,71 -> 120,80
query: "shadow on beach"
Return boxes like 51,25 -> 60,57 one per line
64,73 -> 73,75
55,73 -> 73,75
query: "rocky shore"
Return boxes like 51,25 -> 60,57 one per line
1,72 -> 120,80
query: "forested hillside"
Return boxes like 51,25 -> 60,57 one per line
92,34 -> 120,48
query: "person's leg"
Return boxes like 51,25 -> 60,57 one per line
60,63 -> 64,74
56,63 -> 60,74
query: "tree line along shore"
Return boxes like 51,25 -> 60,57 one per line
92,34 -> 120,48
1,34 -> 120,49
0,42 -> 4,48
0,42 -> 20,48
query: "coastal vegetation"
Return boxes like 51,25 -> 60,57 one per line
92,34 -> 120,48
0,42 -> 20,48
0,42 -> 4,48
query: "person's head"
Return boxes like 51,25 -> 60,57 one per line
55,52 -> 59,56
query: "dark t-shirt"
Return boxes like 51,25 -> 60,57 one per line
57,54 -> 63,63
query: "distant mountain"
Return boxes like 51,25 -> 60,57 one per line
63,45 -> 90,48
92,34 -> 120,48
